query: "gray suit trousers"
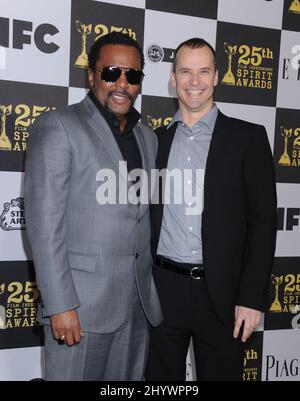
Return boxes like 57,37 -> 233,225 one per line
44,285 -> 148,381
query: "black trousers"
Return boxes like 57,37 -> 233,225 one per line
146,264 -> 245,381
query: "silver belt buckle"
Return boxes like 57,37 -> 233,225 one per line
190,266 -> 202,280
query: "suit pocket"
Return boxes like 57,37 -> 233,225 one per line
68,251 -> 98,273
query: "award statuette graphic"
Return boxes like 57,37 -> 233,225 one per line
278,126 -> 292,166
222,43 -> 237,86
147,115 -> 161,130
75,21 -> 92,68
0,105 -> 12,151
269,275 -> 283,313
289,0 -> 300,14
0,284 -> 5,330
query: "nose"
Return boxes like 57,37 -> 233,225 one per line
191,72 -> 201,85
115,70 -> 129,89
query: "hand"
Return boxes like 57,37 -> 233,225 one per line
233,306 -> 262,343
50,309 -> 84,346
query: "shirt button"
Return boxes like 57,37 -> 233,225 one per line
138,218 -> 141,223
190,136 -> 194,141
187,157 -> 191,162
189,226 -> 193,231
187,180 -> 191,185
135,253 -> 139,259
192,250 -> 198,254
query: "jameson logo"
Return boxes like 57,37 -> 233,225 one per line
221,41 -> 274,89
146,44 -> 175,64
74,20 -> 137,68
289,0 -> 300,14
147,44 -> 164,63
278,126 -> 300,167
0,197 -> 25,231
147,115 -> 172,130
0,103 -> 55,153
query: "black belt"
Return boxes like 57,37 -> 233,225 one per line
156,256 -> 204,280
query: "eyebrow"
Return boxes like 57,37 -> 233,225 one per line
178,67 -> 212,72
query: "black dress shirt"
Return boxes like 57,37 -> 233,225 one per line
88,90 -> 142,173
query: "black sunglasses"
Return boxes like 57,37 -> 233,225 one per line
99,66 -> 144,85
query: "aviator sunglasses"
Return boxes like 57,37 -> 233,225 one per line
99,66 -> 144,85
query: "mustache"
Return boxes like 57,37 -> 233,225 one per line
108,89 -> 135,104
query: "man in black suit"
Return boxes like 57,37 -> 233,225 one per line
146,38 -> 277,381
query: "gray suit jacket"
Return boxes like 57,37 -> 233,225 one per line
24,95 -> 162,333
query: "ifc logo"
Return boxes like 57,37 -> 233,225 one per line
147,44 -> 164,63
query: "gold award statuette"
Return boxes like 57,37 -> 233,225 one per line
222,42 -> 237,86
0,105 -> 12,151
270,275 -> 283,313
147,115 -> 162,130
289,0 -> 300,14
278,126 -> 292,166
75,21 -> 92,68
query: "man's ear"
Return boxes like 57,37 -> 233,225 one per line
214,69 -> 219,87
170,71 -> 176,88
87,68 -> 94,88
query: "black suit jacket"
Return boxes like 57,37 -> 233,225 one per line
151,111 -> 277,323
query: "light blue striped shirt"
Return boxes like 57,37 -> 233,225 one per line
157,105 -> 218,263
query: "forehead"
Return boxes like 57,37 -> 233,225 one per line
176,45 -> 214,68
97,44 -> 141,68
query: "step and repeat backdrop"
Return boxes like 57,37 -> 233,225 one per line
0,0 -> 300,381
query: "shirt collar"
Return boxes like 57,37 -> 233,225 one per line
168,104 -> 218,134
88,90 -> 140,131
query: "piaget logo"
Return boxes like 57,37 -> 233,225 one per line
0,198 -> 25,231
269,274 -> 300,314
74,20 -> 137,68
278,126 -> 300,167
289,0 -> 300,14
0,103 -> 55,152
221,41 -> 274,90
147,115 -> 172,130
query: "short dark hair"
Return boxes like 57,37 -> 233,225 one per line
88,31 -> 145,71
173,38 -> 217,72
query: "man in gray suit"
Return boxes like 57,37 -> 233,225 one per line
24,32 -> 162,381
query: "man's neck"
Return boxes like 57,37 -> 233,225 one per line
114,115 -> 127,133
180,103 -> 214,128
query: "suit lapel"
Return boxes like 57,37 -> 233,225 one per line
82,96 -> 129,185
155,123 -> 177,240
203,111 -> 227,195
133,125 -> 151,217
81,96 -> 152,210
202,111 -> 228,237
